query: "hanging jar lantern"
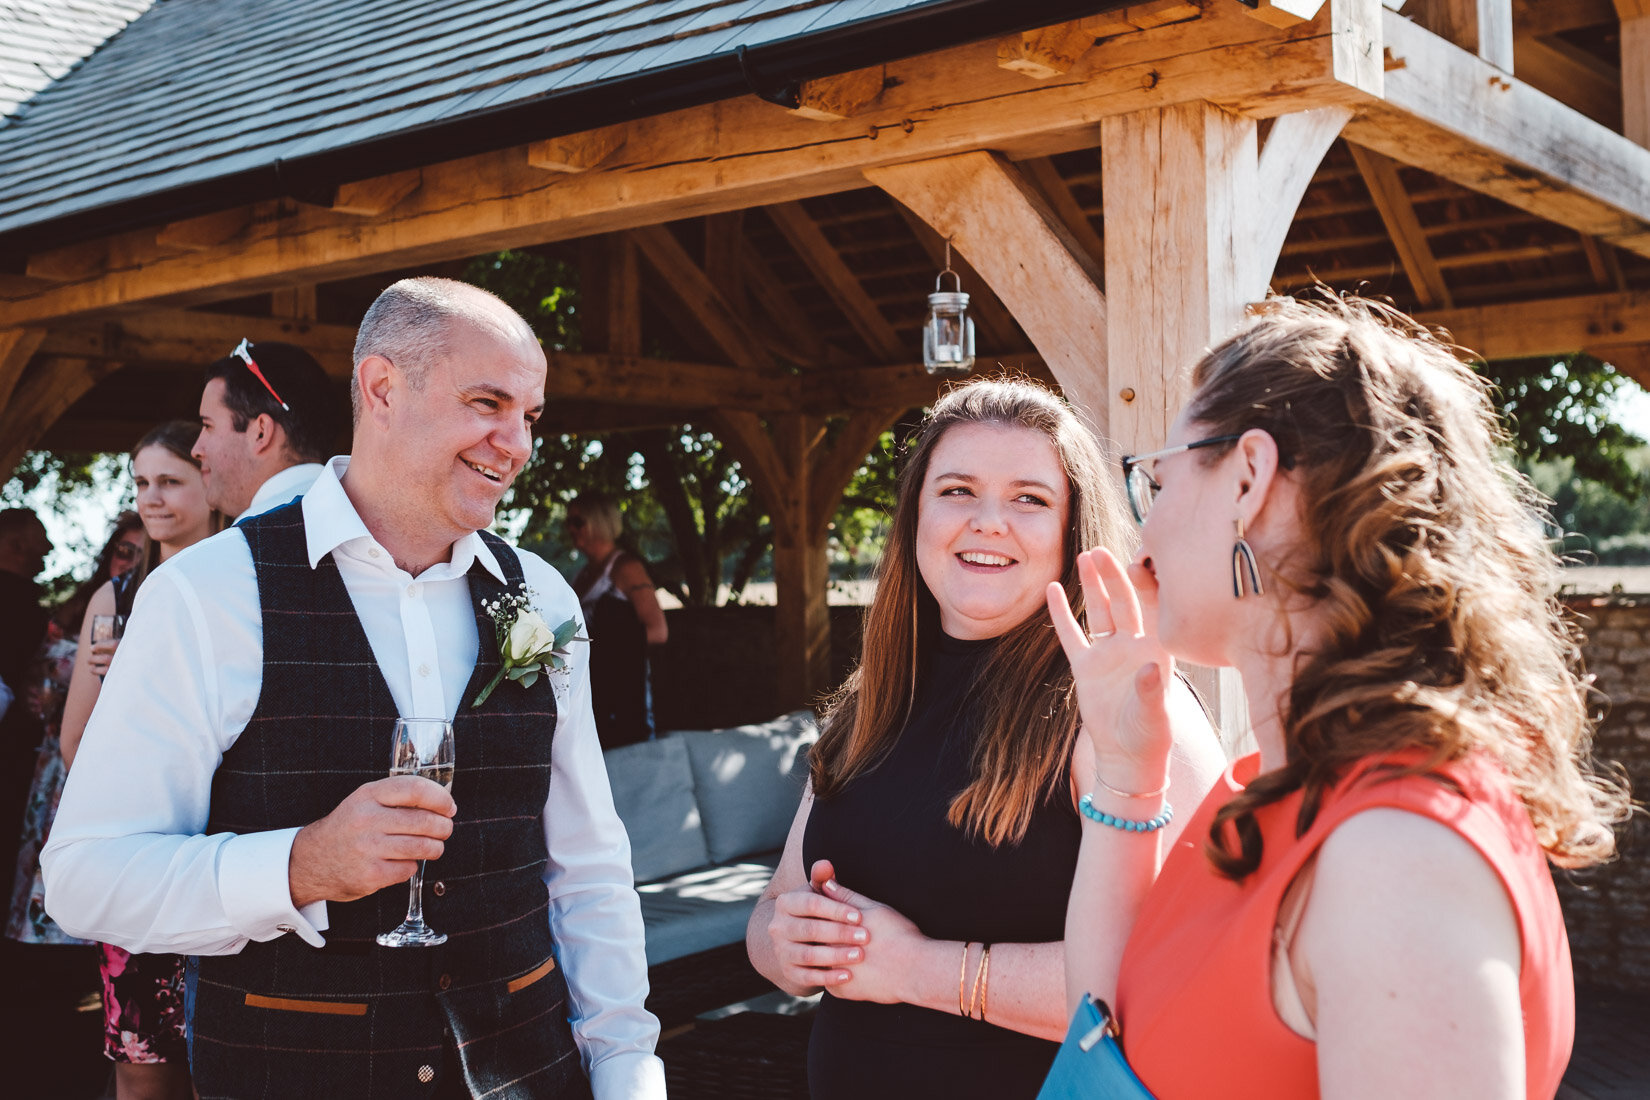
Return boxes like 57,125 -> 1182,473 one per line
922,239 -> 975,376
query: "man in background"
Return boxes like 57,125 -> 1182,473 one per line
193,341 -> 345,522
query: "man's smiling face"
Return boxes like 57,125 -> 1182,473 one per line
385,318 -> 544,546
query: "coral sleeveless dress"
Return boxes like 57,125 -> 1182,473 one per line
1114,752 -> 1573,1100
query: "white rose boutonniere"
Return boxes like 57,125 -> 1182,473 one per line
472,583 -> 584,708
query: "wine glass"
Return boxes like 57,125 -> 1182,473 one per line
89,614 -> 126,680
377,718 -> 455,948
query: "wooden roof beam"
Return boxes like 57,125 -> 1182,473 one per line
1511,0 -> 1616,37
1512,35 -> 1622,128
788,66 -> 887,121
41,311 -> 353,375
628,223 -> 774,371
1019,157 -> 1107,280
1407,0 -> 1515,67
331,169 -> 423,217
1348,144 -> 1453,307
0,2 -> 1377,328
1344,9 -> 1650,256
1415,289 -> 1650,358
765,202 -> 905,364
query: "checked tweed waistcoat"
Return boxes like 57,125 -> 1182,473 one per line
189,502 -> 588,1100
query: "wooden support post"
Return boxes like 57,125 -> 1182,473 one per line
1347,143 -> 1454,308
1247,107 -> 1353,294
1408,0 -> 1514,68
1102,100 -> 1335,747
866,151 -> 1110,430
580,235 -> 642,356
718,406 -> 905,709
1101,101 -> 1256,454
0,357 -> 120,478
271,285 -> 318,322
0,328 -> 48,412
1621,0 -> 1650,147
704,212 -> 746,314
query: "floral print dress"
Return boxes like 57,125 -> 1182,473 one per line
5,631 -> 89,946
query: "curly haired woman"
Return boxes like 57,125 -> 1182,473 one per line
1053,295 -> 1630,1100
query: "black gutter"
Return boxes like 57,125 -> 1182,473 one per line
0,0 -> 1135,268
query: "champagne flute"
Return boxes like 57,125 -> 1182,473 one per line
377,718 -> 455,948
89,614 -> 126,680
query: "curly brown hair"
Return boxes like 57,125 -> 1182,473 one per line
1186,294 -> 1629,879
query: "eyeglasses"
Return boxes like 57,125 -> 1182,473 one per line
231,338 -> 290,411
1120,435 -> 1242,524
111,542 -> 142,562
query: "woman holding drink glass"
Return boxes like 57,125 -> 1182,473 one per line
61,420 -> 213,1100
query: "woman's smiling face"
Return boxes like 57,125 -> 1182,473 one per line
915,421 -> 1070,640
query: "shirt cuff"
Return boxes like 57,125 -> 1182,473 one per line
589,1052 -> 665,1100
218,827 -> 329,948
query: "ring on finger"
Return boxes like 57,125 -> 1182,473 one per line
1087,630 -> 1115,641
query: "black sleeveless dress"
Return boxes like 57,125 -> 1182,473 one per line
802,633 -> 1081,1099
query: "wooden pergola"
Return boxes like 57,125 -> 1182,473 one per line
2,0 -> 1648,710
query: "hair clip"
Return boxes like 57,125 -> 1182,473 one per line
232,339 -> 290,411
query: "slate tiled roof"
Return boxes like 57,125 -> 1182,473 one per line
0,0 -> 152,120
0,0 -> 1103,247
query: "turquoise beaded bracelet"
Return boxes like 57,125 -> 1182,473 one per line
1078,793 -> 1173,833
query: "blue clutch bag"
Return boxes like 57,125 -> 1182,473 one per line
1036,993 -> 1157,1100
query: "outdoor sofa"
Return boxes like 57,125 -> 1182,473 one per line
603,710 -> 818,1026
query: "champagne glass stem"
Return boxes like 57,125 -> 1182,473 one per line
405,861 -> 427,925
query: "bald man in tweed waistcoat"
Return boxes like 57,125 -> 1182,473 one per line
45,279 -> 664,1099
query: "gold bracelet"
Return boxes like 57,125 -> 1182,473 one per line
958,941 -> 973,1017
1094,771 -> 1169,800
969,942 -> 992,1022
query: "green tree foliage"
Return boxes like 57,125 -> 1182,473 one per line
1479,354 -> 1645,495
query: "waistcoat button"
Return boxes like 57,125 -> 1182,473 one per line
417,1065 -> 435,1083
438,973 -> 452,991
432,881 -> 446,897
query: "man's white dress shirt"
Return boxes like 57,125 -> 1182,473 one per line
44,458 -> 663,1098
236,461 -> 325,523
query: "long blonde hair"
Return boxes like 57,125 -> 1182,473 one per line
810,377 -> 1134,846
1188,295 -> 1630,878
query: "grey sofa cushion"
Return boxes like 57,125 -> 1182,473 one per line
679,710 -> 818,865
603,735 -> 710,883
636,851 -> 782,966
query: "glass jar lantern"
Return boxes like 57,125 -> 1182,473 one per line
923,268 -> 975,376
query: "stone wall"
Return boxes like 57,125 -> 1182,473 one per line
1559,594 -> 1650,992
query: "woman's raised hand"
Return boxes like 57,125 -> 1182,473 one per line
1045,548 -> 1176,794
764,859 -> 869,991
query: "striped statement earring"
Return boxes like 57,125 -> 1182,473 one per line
1232,516 -> 1264,598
